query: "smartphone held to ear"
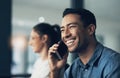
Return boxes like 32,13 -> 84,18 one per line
55,41 -> 68,60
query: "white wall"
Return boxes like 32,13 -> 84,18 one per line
85,0 -> 120,52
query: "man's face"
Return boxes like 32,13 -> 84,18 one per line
61,14 -> 89,53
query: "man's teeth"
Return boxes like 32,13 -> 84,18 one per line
66,40 -> 74,46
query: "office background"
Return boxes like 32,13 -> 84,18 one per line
0,0 -> 120,77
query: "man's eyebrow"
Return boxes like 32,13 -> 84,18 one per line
65,23 -> 79,26
68,23 -> 79,26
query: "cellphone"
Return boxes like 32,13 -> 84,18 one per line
55,40 -> 68,60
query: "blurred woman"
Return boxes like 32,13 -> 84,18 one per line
29,23 -> 61,78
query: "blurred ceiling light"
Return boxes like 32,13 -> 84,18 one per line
38,16 -> 45,23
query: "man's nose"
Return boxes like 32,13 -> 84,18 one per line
64,28 -> 71,38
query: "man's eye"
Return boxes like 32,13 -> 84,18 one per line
69,25 -> 77,29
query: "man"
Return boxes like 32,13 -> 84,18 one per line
48,8 -> 120,78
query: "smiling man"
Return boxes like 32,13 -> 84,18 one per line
48,8 -> 120,78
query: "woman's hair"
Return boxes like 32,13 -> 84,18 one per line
33,23 -> 61,47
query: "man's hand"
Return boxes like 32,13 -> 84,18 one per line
48,44 -> 68,78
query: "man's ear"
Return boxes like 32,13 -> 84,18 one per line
87,24 -> 96,35
41,34 -> 48,43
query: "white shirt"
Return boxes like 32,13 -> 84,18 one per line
31,57 -> 50,78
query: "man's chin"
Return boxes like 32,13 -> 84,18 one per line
68,45 -> 81,53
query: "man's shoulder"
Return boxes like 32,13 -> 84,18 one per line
102,45 -> 120,57
101,46 -> 120,75
96,43 -> 120,65
101,45 -> 120,64
97,42 -> 119,56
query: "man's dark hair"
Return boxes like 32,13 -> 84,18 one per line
63,8 -> 96,28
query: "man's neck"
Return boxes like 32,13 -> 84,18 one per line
78,41 -> 97,65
